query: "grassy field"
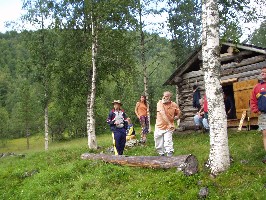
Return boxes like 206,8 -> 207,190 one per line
0,128 -> 265,200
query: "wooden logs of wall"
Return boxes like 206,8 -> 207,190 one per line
176,53 -> 266,130
222,55 -> 265,69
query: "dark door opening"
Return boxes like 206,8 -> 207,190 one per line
222,84 -> 237,119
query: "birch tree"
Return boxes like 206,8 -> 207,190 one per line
87,1 -> 98,149
22,0 -> 57,150
86,0 -> 137,149
52,0 -> 137,148
136,0 -> 165,130
202,0 -> 230,175
136,0 -> 151,131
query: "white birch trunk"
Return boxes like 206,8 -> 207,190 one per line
40,10 -> 49,151
26,125 -> 29,150
175,85 -> 179,105
44,102 -> 49,151
143,59 -> 151,132
87,14 -> 97,150
202,0 -> 230,175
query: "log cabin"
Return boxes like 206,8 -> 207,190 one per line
164,42 -> 266,130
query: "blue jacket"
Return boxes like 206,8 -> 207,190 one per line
106,109 -> 128,132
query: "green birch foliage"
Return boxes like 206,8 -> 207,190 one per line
48,0 -> 138,134
249,20 -> 266,47
167,0 -> 265,57
22,0 -> 58,107
167,0 -> 201,65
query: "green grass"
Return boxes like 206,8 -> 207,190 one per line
0,128 -> 265,200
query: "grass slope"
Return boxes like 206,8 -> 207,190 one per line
0,129 -> 265,199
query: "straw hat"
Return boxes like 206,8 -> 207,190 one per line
112,100 -> 123,105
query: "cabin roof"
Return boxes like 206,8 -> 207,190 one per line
163,42 -> 266,86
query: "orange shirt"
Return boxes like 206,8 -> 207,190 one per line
156,100 -> 180,130
135,102 -> 148,117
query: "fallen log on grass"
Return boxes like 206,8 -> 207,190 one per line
81,153 -> 198,175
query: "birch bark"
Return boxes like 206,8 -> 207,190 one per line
87,9 -> 97,150
138,0 -> 151,132
202,0 -> 230,175
44,102 -> 49,151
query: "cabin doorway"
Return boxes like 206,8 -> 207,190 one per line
222,84 -> 237,119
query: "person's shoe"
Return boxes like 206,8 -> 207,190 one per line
194,125 -> 200,131
142,137 -> 147,143
140,136 -> 147,143
167,152 -> 173,157
204,129 -> 209,133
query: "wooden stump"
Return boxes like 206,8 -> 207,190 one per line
81,153 -> 198,175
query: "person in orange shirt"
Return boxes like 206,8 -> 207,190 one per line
154,91 -> 181,156
135,95 -> 149,143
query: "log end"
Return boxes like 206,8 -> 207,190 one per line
177,154 -> 198,176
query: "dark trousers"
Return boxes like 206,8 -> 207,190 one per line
112,128 -> 126,155
139,116 -> 149,135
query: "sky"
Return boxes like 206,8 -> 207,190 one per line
0,0 -> 24,32
0,0 -> 263,41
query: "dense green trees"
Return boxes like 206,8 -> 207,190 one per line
0,28 -> 174,144
0,0 -> 264,149
167,0 -> 265,64
0,31 -> 43,143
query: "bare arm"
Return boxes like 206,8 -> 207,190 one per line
135,102 -> 140,118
